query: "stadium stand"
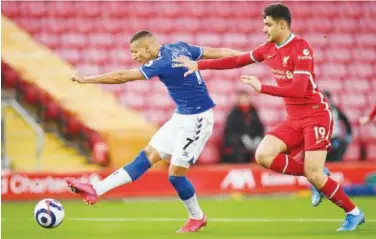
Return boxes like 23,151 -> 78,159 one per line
3,106 -> 100,172
1,1 -> 375,164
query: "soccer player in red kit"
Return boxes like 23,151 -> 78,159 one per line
174,3 -> 365,232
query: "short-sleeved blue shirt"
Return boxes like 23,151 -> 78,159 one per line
139,42 -> 215,115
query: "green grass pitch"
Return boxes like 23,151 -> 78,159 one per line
2,196 -> 375,239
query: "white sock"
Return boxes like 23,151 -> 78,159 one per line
93,168 -> 132,196
182,194 -> 204,220
347,207 -> 360,215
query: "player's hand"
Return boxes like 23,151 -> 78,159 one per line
71,71 -> 86,84
240,75 -> 261,92
359,116 -> 370,125
172,56 -> 198,77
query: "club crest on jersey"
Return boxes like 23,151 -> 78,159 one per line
282,56 -> 290,67
144,60 -> 154,67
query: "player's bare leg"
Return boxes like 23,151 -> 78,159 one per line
255,135 -> 305,176
304,150 -> 365,231
169,164 -> 207,233
66,145 -> 164,205
255,135 -> 328,205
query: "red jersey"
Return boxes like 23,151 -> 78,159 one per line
251,34 -> 329,119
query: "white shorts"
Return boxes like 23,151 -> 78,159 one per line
149,109 -> 214,168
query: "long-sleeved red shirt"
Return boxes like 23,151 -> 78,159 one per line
198,35 -> 329,119
199,53 -> 312,99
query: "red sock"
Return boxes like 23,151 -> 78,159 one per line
320,177 -> 355,212
269,154 -> 305,176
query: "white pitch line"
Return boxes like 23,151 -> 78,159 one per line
3,217 -> 375,222
68,217 -> 376,223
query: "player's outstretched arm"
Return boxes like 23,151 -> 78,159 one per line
201,47 -> 245,59
173,53 -> 255,77
71,69 -> 145,84
240,74 -> 309,98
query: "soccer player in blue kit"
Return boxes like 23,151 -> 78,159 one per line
66,30 -> 243,232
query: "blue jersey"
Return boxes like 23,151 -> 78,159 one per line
139,42 -> 215,115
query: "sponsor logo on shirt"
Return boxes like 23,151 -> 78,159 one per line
271,68 -> 293,80
298,48 -> 312,60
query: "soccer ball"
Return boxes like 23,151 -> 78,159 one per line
34,198 -> 65,228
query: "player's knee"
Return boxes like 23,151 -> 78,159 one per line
144,145 -> 162,165
305,169 -> 326,185
255,148 -> 273,167
168,164 -> 188,177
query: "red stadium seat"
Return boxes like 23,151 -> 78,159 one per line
43,101 -> 61,121
355,34 -> 376,48
74,17 -> 97,34
88,33 -> 114,50
23,83 -> 41,105
288,2 -> 313,18
1,1 -> 20,18
222,32 -> 249,49
327,34 -> 354,47
60,33 -> 87,49
206,2 -> 234,18
310,2 -> 337,18
174,18 -> 200,34
320,63 -> 347,78
202,18 -> 229,34
341,94 -> 367,108
344,78 -> 370,93
232,19 -> 261,36
118,92 -> 146,111
2,67 -> 20,89
76,64 -> 101,75
154,2 -> 180,19
106,2 -> 129,18
179,2 -> 206,18
316,78 -> 343,95
302,34 -> 329,50
28,2 -> 47,18
359,17 -> 376,33
332,19 -> 359,34
349,64 -> 374,78
353,49 -> 376,64
325,49 -> 351,64
16,17 -> 42,34
48,1 -> 75,18
33,33 -> 59,50
82,49 -> 109,66
150,18 -> 174,34
77,2 -> 102,18
309,18 -> 334,34
56,49 -> 82,66
195,33 -> 221,48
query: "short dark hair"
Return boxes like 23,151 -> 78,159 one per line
263,3 -> 291,27
130,30 -> 154,43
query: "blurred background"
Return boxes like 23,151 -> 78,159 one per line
1,1 -> 376,201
